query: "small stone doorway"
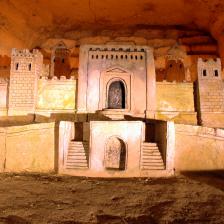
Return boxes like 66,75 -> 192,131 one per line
108,81 -> 125,109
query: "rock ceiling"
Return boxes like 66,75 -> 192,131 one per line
0,0 -> 224,54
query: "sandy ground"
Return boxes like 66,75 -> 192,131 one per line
0,173 -> 223,224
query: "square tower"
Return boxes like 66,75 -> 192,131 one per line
197,58 -> 224,127
8,49 -> 43,115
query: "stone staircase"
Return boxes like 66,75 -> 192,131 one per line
65,141 -> 89,169
141,142 -> 165,170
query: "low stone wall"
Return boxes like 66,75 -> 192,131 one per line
36,76 -> 76,112
156,81 -> 197,124
175,124 -> 224,171
0,122 -> 55,173
0,81 -> 8,116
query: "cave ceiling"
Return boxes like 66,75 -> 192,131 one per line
0,0 -> 224,54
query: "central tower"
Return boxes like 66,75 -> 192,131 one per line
77,44 -> 156,118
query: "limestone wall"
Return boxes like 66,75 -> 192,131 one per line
36,76 -> 76,112
156,81 -> 197,124
8,49 -> 43,115
175,124 -> 224,171
197,58 -> 224,128
0,80 -> 8,115
0,122 -> 55,173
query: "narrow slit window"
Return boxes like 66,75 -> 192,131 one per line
15,63 -> 19,70
28,63 -> 32,71
203,69 -> 207,77
214,70 -> 219,77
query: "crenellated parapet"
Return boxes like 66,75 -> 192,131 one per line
39,75 -> 76,81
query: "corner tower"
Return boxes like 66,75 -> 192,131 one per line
197,58 -> 224,127
8,49 -> 43,115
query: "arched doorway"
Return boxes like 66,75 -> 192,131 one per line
108,81 -> 126,109
104,137 -> 127,170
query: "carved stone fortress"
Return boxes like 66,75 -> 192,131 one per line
0,41 -> 224,177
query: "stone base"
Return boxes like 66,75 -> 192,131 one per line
155,111 -> 197,125
201,112 -> 224,128
0,108 -> 7,116
59,168 -> 174,178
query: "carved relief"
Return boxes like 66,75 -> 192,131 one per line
108,81 -> 125,109
104,137 -> 126,170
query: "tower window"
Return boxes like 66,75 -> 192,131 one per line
15,63 -> 19,70
214,70 -> 219,77
28,63 -> 32,71
203,69 -> 207,77
62,58 -> 65,63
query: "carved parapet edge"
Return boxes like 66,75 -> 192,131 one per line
175,124 -> 224,139
39,75 -> 76,81
157,80 -> 193,86
11,48 -> 43,58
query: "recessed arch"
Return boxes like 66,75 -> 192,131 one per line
104,136 -> 127,170
106,78 -> 127,109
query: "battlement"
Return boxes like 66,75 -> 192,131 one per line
11,48 -> 43,59
39,76 -> 76,81
197,58 -> 222,80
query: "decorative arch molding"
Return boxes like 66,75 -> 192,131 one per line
106,78 -> 127,109
99,66 -> 132,111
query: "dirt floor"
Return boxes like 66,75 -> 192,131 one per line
0,172 -> 224,224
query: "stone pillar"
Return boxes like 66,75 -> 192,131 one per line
166,121 -> 175,173
218,36 -> 224,80
77,45 -> 89,113
146,47 -> 156,119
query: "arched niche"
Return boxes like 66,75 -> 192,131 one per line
107,79 -> 126,109
104,136 -> 127,170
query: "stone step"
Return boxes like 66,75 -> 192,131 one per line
141,157 -> 164,162
142,142 -> 157,146
67,152 -> 88,156
142,153 -> 161,157
142,145 -> 159,149
69,145 -> 88,149
67,155 -> 87,160
68,148 -> 88,152
67,157 -> 87,163
141,167 -> 165,170
66,165 -> 88,169
70,141 -> 88,145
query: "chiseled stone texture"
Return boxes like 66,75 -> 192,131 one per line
0,79 -> 8,116
0,122 -> 55,172
78,44 -> 156,117
89,121 -> 144,175
155,81 -> 197,124
175,124 -> 224,171
37,76 -> 76,111
8,49 -> 43,115
197,58 -> 224,127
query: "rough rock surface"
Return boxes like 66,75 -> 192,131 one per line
0,0 -> 224,54
0,173 -> 223,223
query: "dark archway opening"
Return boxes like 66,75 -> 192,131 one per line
108,81 -> 125,109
